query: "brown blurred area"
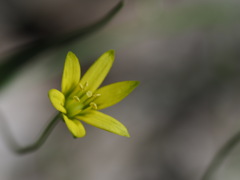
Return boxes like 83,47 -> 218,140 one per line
0,0 -> 240,180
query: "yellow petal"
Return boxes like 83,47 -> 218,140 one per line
94,81 -> 140,110
62,51 -> 81,96
77,110 -> 130,137
63,114 -> 86,138
80,50 -> 114,92
48,89 -> 66,113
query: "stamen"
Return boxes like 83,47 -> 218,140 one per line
84,81 -> 89,88
90,102 -> 98,110
79,81 -> 89,91
93,93 -> 101,98
79,84 -> 84,90
73,96 -> 81,102
86,91 -> 93,97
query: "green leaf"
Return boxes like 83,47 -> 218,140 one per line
77,110 -> 130,137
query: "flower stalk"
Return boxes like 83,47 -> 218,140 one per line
16,113 -> 61,154
0,113 -> 60,154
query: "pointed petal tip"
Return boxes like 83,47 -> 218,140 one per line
123,131 -> 130,138
66,51 -> 76,59
107,49 -> 115,53
121,125 -> 130,137
67,51 -> 78,59
67,51 -> 73,54
128,80 -> 140,90
106,49 -> 115,59
115,127 -> 130,138
133,81 -> 140,86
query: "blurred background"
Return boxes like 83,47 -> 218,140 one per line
0,0 -> 240,179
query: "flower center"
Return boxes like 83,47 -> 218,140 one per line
65,82 -> 101,118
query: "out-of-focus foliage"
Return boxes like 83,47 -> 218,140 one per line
0,1 -> 123,90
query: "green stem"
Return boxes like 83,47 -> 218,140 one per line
1,113 -> 61,154
202,130 -> 240,180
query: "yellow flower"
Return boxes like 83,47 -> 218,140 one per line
48,50 -> 139,138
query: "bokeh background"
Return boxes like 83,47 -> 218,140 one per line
0,0 -> 240,180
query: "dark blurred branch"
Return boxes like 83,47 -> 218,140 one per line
53,1 -> 124,45
0,1 -> 124,89
202,130 -> 240,180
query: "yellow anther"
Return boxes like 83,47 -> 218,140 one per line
90,102 -> 98,110
84,81 -> 89,88
79,83 -> 84,90
86,91 -> 93,97
79,82 -> 89,91
73,96 -> 81,102
93,93 -> 101,98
